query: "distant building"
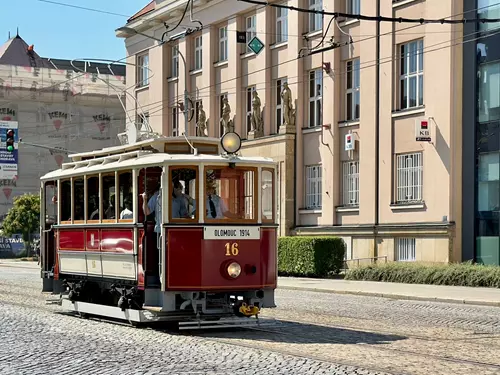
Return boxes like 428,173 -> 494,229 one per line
0,32 -> 126,217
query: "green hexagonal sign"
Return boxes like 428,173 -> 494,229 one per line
248,36 -> 264,55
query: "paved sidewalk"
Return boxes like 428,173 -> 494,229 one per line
278,277 -> 500,307
0,259 -> 39,269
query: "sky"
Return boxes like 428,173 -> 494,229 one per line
2,0 -> 148,62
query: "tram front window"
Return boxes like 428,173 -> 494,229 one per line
205,167 -> 256,221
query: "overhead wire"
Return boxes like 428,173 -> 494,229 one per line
67,1 -> 498,117
237,0 -> 500,24
15,20 -> 500,149
7,0 -> 499,143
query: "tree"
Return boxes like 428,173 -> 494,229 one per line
2,193 -> 40,257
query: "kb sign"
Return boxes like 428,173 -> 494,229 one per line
415,118 -> 431,142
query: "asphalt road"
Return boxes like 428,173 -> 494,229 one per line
1,263 -> 500,375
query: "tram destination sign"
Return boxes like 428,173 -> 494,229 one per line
204,226 -> 261,240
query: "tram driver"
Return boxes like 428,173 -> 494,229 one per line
205,179 -> 239,219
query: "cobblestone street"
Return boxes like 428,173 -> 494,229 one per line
1,264 -> 500,375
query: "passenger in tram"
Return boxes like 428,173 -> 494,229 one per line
74,204 -> 84,221
89,195 -> 99,220
120,196 -> 133,219
171,180 -> 189,219
104,194 -> 115,219
141,181 -> 161,234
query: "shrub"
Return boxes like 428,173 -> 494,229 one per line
278,236 -> 345,278
345,261 -> 500,288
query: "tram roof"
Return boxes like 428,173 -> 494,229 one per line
40,151 -> 276,181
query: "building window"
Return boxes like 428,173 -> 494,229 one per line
309,0 -> 323,32
218,93 -> 228,137
305,165 -> 322,209
396,152 -> 423,203
275,77 -> 287,132
400,39 -> 424,110
346,58 -> 360,121
137,53 -> 149,87
342,160 -> 359,206
395,238 -> 416,261
246,15 -> 256,53
478,0 -> 500,32
137,112 -> 150,132
172,107 -> 179,137
194,35 -> 203,71
246,86 -> 256,134
219,26 -> 228,62
309,69 -> 323,127
347,0 -> 360,14
478,61 -> 500,123
172,46 -> 179,78
276,5 -> 288,43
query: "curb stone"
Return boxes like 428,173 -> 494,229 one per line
278,285 -> 500,308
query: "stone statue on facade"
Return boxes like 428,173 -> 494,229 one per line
196,101 -> 207,137
250,90 -> 264,137
281,82 -> 296,126
219,97 -> 234,134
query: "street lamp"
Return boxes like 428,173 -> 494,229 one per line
117,26 -> 191,135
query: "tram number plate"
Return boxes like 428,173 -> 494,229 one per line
203,226 -> 260,240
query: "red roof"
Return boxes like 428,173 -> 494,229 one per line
128,1 -> 156,23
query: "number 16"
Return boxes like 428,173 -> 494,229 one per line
225,242 -> 239,256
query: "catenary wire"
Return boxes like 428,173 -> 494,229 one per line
238,0 -> 500,24
4,1 -> 498,139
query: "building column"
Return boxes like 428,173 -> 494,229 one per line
177,37 -> 191,136
285,0 -> 303,229
149,43 -> 169,135
227,16 -> 243,138
197,25 -> 215,137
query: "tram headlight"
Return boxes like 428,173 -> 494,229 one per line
227,262 -> 241,278
221,131 -> 241,154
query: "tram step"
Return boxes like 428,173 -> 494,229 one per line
178,317 -> 276,330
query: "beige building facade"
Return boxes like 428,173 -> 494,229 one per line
117,0 -> 465,265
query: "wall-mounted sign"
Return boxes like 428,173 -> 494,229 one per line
345,133 -> 355,151
415,118 -> 431,142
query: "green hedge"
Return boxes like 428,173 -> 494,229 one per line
345,261 -> 500,288
278,236 -> 346,278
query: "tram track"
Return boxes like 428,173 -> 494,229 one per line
237,324 -> 500,372
2,272 -> 500,375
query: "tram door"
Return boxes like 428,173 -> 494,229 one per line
40,181 -> 57,291
138,167 -> 162,288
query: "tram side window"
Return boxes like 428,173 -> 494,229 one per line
60,180 -> 71,222
102,174 -> 116,220
205,167 -> 256,221
73,177 -> 84,221
169,167 -> 197,221
87,176 -> 99,221
261,169 -> 274,222
118,171 -> 133,221
44,181 -> 58,225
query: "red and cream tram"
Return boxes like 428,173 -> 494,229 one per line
39,132 -> 278,329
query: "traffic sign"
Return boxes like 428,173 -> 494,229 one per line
248,36 -> 264,55
236,31 -> 246,44
415,118 -> 431,142
345,133 -> 355,151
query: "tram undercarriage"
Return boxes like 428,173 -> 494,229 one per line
49,274 -> 276,330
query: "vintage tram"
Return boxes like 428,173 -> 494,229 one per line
39,131 -> 278,329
